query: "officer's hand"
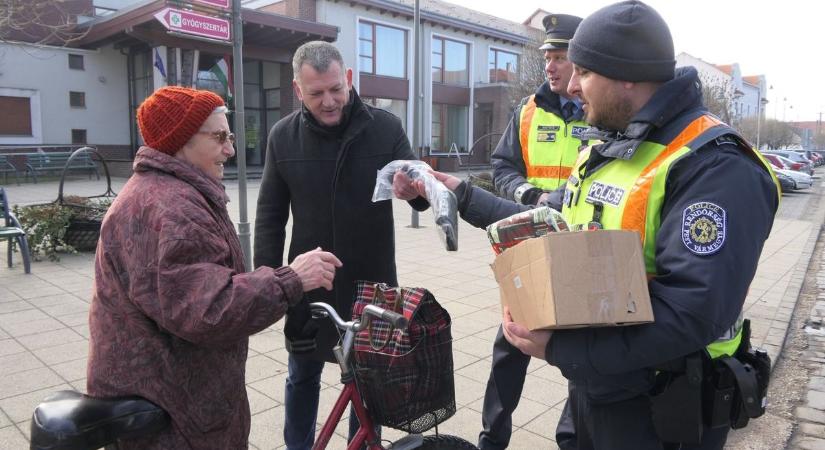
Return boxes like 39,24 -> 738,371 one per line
289,247 -> 342,292
393,170 -> 421,200
428,170 -> 461,191
502,306 -> 552,359
536,192 -> 552,205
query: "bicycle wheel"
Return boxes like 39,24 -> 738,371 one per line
418,434 -> 478,450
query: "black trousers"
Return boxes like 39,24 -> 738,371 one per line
478,326 -> 729,450
560,380 -> 730,450
479,326 -> 578,449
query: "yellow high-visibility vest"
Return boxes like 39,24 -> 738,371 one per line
518,95 -> 588,190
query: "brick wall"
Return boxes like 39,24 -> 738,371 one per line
283,0 -> 316,21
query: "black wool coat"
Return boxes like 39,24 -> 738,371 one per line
254,90 -> 427,361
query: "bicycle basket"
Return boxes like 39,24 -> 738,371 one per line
57,148 -> 117,252
351,282 -> 455,433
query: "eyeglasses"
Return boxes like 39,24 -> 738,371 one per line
197,130 -> 235,145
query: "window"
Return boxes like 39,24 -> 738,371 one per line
68,54 -> 84,70
489,48 -> 518,83
0,96 -> 32,135
196,54 -> 231,99
71,129 -> 87,144
359,21 -> 406,78
363,97 -> 407,131
432,37 -> 468,85
431,103 -> 468,154
69,91 -> 86,108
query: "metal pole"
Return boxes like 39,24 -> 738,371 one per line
232,0 -> 252,270
756,98 -> 762,151
410,0 -> 421,228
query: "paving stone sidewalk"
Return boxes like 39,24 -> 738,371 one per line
0,176 -> 819,449
791,242 -> 825,450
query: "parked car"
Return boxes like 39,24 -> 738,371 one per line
763,150 -> 815,175
797,150 -> 824,167
770,163 -> 813,190
763,154 -> 789,170
774,171 -> 796,192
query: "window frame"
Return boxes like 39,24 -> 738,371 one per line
69,91 -> 86,108
68,54 -> 84,70
358,20 -> 408,79
488,46 -> 519,83
429,102 -> 469,155
431,35 -> 469,86
0,96 -> 33,136
71,129 -> 87,144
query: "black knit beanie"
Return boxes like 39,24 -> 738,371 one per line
569,0 -> 675,82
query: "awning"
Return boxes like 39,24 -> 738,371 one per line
77,0 -> 337,61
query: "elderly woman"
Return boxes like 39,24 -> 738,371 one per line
87,86 -> 341,449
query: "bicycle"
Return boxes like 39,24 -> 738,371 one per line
29,302 -> 477,450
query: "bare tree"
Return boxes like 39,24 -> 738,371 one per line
740,117 -> 800,150
736,116 -> 759,146
698,73 -> 735,125
759,118 -> 797,150
507,39 -> 545,108
813,132 -> 825,150
0,0 -> 91,45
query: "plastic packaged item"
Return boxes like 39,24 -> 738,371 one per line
373,160 -> 458,251
486,206 -> 569,254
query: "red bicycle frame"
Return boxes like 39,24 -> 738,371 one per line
312,379 -> 381,450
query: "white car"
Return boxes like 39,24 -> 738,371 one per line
774,166 -> 813,190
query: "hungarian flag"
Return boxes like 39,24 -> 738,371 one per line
210,56 -> 233,99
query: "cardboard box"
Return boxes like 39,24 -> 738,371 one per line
491,230 -> 653,330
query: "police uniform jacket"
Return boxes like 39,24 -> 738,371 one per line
453,67 -> 778,403
492,81 -> 584,202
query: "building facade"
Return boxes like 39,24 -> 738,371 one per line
309,0 -> 535,169
1,0 -> 539,174
676,52 -> 768,126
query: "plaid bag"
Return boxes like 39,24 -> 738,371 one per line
351,281 -> 455,433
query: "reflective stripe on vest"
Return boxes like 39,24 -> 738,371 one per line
518,95 -> 587,190
562,114 -> 778,358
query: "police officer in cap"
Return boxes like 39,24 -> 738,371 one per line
481,12 -> 586,450
491,13 -> 587,207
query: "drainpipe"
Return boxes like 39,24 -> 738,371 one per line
120,47 -> 136,157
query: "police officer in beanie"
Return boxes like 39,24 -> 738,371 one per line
500,1 -> 780,448
492,13 -> 587,207
393,1 -> 780,448
480,15 -> 585,450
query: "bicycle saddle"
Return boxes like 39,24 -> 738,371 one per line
30,390 -> 170,450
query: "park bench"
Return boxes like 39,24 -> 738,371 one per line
0,154 -> 21,185
24,151 -> 100,183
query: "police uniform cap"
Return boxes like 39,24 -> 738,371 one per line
539,14 -> 583,51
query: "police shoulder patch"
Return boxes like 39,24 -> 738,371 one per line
681,201 -> 726,255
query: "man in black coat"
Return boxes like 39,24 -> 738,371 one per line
254,41 -> 427,450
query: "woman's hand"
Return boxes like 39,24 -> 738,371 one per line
289,247 -> 342,291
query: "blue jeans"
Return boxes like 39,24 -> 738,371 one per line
284,354 -> 379,450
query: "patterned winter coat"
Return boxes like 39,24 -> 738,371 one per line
87,147 -> 303,449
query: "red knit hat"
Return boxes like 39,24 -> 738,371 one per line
137,86 -> 225,155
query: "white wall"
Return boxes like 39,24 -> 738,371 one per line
316,0 -> 524,152
741,83 -> 760,119
0,43 -> 130,145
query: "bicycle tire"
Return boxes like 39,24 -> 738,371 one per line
418,434 -> 478,450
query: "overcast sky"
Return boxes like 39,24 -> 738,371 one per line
447,0 -> 823,123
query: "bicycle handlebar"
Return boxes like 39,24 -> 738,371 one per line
378,307 -> 408,329
309,302 -> 408,332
